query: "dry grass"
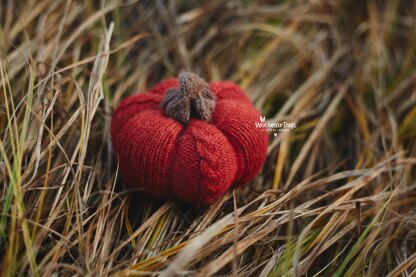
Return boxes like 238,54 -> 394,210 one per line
1,0 -> 416,276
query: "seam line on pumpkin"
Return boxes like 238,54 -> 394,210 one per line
213,125 -> 240,183
170,124 -> 186,200
158,119 -> 181,198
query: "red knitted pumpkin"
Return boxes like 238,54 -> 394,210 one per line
111,72 -> 268,204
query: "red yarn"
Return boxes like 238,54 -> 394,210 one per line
111,76 -> 268,205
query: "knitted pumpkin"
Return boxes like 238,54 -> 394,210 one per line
111,72 -> 268,205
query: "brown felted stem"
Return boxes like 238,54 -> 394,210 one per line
161,71 -> 216,125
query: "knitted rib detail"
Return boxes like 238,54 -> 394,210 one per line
191,126 -> 222,203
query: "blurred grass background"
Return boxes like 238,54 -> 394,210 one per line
0,0 -> 416,276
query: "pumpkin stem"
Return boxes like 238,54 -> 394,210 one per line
161,71 -> 216,125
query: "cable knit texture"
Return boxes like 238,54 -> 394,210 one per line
111,72 -> 269,205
